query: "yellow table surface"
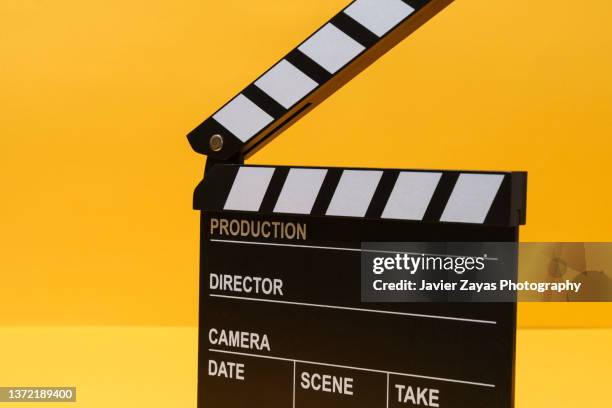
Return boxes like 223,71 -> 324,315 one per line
0,327 -> 609,407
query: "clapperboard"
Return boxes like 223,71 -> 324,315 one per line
188,1 -> 527,407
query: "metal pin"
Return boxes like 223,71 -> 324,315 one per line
209,134 -> 224,152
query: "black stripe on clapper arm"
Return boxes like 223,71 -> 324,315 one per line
330,13 -> 379,48
285,49 -> 333,84
193,165 -> 240,211
365,171 -> 400,218
484,175 -> 511,225
259,167 -> 290,213
402,0 -> 430,10
422,172 -> 459,222
310,168 -> 343,216
242,84 -> 286,119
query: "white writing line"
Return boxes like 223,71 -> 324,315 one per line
386,372 -> 390,408
209,294 -> 497,325
208,348 -> 495,388
209,239 -> 499,261
292,361 -> 296,408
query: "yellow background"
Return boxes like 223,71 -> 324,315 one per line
1,0 -> 612,328
0,327 -> 610,407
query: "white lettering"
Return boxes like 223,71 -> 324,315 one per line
208,328 -> 271,351
208,359 -> 245,381
300,371 -> 353,396
395,384 -> 440,407
209,218 -> 306,240
210,274 -> 284,296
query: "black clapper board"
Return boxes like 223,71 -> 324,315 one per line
193,165 -> 526,408
188,1 -> 528,407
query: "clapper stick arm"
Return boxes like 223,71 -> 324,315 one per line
188,0 -> 455,162
204,155 -> 244,177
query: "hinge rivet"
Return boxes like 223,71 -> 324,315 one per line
209,134 -> 224,152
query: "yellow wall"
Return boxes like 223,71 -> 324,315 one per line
1,0 -> 611,326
